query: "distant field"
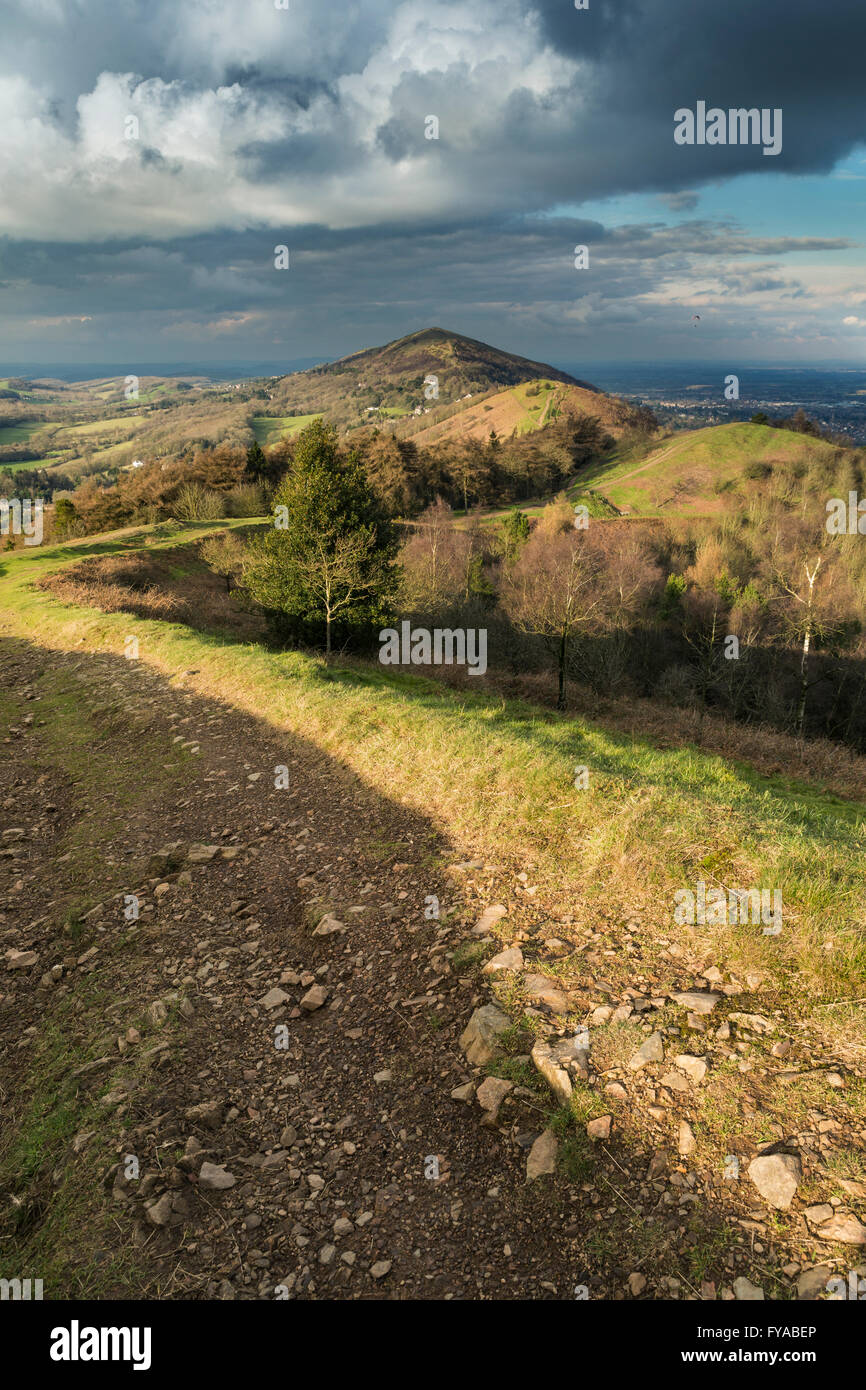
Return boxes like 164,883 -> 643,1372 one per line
82,440 -> 136,465
138,382 -> 185,401
251,413 -> 320,444
0,421 -> 47,444
55,413 -> 145,439
0,457 -> 59,474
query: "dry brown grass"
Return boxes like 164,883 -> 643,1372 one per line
562,681 -> 866,802
409,382 -> 637,448
40,553 -> 189,622
38,547 -> 265,639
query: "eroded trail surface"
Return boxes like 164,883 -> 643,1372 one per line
0,638 -> 580,1300
3,637 -> 865,1304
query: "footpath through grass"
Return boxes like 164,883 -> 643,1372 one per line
2,521 -> 865,1024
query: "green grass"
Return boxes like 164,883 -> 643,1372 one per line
570,491 -> 620,519
251,413 -> 321,445
451,939 -> 493,973
487,1055 -> 545,1091
0,457 -> 58,473
683,1216 -> 742,1284
35,670 -> 197,917
91,439 -> 139,461
55,412 -> 145,438
0,421 -> 48,443
548,1101 -> 602,1181
577,422 -> 840,516
0,998 -> 167,1297
1,520 -> 864,1009
510,380 -> 559,434
137,382 -> 195,402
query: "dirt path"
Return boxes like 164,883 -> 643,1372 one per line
0,637 -> 585,1300
598,440 -> 683,489
2,635 -> 864,1303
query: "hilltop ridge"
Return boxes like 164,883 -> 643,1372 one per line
307,326 -> 596,391
270,327 -> 599,425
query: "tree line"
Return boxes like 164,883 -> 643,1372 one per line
187,420 -> 866,751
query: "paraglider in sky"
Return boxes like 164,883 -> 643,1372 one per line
692,314 -> 701,325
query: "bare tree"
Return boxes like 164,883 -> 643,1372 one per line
399,499 -> 474,612
767,513 -> 856,737
200,531 -> 247,594
775,555 -> 822,737
501,511 -> 603,709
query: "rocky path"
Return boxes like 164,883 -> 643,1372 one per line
0,638 -> 584,1299
1,636 -> 864,1301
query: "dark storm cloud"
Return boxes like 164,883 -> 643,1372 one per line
534,0 -> 866,184
1,1 -> 863,358
6,0 -> 866,243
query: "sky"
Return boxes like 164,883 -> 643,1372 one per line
1,0 -> 865,368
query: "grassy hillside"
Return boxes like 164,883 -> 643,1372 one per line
2,522 -> 863,1002
54,412 -> 146,440
578,422 -> 842,517
2,521 -> 864,1300
0,421 -> 47,444
250,413 -> 321,445
403,379 -> 637,447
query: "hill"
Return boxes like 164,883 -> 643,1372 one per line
9,334 -> 849,528
401,378 -> 640,447
1,330 -> 621,480
269,327 -> 600,428
306,326 -> 595,393
574,421 -> 844,518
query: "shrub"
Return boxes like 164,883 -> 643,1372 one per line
743,460 -> 772,480
224,483 -> 266,517
172,483 -> 225,521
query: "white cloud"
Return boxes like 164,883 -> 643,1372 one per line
0,1 -> 585,240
